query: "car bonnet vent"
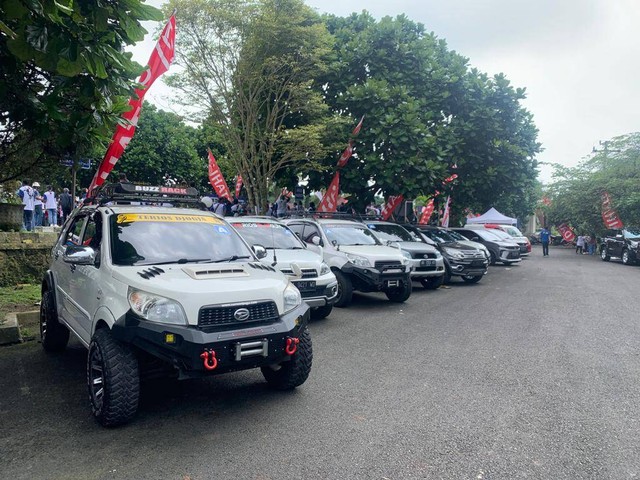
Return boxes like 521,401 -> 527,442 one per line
247,262 -> 276,272
182,267 -> 248,280
137,267 -> 165,279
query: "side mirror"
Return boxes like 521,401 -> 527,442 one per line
312,236 -> 323,246
63,245 -> 96,265
252,244 -> 267,259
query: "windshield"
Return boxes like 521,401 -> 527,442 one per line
421,228 -> 455,243
624,228 -> 640,239
448,230 -> 469,242
504,226 -> 523,237
488,229 -> 513,240
109,213 -> 252,266
367,224 -> 417,242
231,221 -> 303,249
322,223 -> 379,246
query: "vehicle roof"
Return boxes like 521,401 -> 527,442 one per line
91,205 -> 220,217
231,216 -> 283,224
315,218 -> 364,225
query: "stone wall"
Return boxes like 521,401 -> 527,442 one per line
0,232 -> 58,287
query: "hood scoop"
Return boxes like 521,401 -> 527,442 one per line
247,262 -> 276,272
137,267 -> 165,279
182,266 -> 249,280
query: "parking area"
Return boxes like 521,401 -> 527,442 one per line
1,247 -> 640,479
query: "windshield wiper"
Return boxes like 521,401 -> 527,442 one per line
210,255 -> 252,263
139,258 -> 212,266
288,246 -> 305,250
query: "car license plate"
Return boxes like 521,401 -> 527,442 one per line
293,280 -> 316,292
420,259 -> 435,267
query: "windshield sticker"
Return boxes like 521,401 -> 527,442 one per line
116,214 -> 223,224
233,222 -> 281,229
215,226 -> 230,234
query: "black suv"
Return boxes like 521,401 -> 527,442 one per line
600,228 -> 640,265
452,227 -> 521,265
404,225 -> 488,284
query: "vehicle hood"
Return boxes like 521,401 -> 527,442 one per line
457,240 -> 489,251
338,244 -> 406,261
394,241 -> 438,254
443,241 -> 483,252
264,248 -> 323,269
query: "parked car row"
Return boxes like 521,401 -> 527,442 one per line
38,183 -> 527,427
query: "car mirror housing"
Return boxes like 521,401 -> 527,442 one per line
312,236 -> 323,247
63,245 -> 96,265
252,244 -> 268,259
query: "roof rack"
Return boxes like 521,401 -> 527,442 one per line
85,182 -> 203,207
284,212 -> 383,222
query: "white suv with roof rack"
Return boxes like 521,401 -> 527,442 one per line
229,217 -> 338,320
285,217 -> 412,307
39,183 -> 312,427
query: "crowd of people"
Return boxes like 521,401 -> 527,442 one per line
575,234 -> 597,255
16,180 -> 75,231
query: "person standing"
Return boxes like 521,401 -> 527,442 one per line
43,186 -> 58,226
32,182 -> 43,228
59,187 -> 73,223
576,235 -> 585,254
540,226 -> 551,257
276,189 -> 289,218
588,234 -> 597,255
17,180 -> 35,231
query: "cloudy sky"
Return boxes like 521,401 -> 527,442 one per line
133,0 -> 640,182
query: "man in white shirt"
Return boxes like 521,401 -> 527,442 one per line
18,179 -> 35,231
43,186 -> 58,226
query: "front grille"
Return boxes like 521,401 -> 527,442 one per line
410,251 -> 437,259
198,301 -> 278,329
281,268 -> 317,279
374,260 -> 403,271
460,250 -> 485,259
415,266 -> 437,272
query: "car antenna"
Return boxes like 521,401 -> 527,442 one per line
271,221 -> 278,267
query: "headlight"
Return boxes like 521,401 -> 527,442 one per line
320,262 -> 331,275
434,250 -> 442,259
346,254 -> 371,267
283,282 -> 302,313
631,241 -> 639,249
128,288 -> 187,325
401,250 -> 412,260
444,248 -> 464,259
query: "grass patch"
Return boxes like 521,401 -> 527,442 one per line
0,284 -> 41,322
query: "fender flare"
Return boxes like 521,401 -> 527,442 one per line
92,306 -> 117,335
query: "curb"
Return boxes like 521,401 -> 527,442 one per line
0,312 -> 23,345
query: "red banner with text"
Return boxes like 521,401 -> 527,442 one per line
418,199 -> 435,224
558,223 -> 577,243
208,149 -> 232,200
317,172 -> 340,213
601,192 -> 624,229
381,195 -> 404,221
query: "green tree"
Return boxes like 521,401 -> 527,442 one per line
0,0 -> 163,183
546,133 -> 640,235
164,0 -> 340,211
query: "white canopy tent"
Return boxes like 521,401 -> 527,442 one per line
466,207 -> 517,226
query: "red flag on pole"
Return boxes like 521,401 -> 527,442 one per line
441,196 -> 451,227
443,173 -> 458,184
208,149 -> 232,200
601,192 -> 624,228
352,116 -> 365,137
418,199 -> 435,224
88,15 -> 177,193
381,195 -> 404,221
316,172 -> 340,213
558,223 -> 577,243
235,175 -> 243,198
336,141 -> 353,168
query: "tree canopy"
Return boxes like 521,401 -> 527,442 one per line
0,0 -> 163,183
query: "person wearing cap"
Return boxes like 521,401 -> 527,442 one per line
43,185 -> 58,226
32,182 -> 43,228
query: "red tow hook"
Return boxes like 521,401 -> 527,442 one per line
285,337 -> 299,355
200,349 -> 218,370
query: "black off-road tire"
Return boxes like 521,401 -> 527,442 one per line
420,275 -> 444,290
87,329 -> 140,427
443,266 -> 452,284
40,290 -> 69,352
385,280 -> 412,303
489,251 -> 497,266
333,270 -> 353,308
261,328 -> 312,390
310,304 -> 333,320
462,274 -> 483,284
601,247 -> 610,262
622,249 -> 633,265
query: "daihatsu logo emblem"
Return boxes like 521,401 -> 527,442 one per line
234,308 -> 251,322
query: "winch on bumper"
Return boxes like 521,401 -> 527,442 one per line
111,303 -> 310,379
342,262 -> 411,291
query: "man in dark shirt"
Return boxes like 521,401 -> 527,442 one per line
540,227 -> 551,257
59,188 -> 73,223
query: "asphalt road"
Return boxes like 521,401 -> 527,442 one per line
1,246 -> 639,480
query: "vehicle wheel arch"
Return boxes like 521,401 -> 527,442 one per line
92,307 -> 116,336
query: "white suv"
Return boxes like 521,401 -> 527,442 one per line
40,184 -> 312,427
285,218 -> 412,307
229,217 -> 338,320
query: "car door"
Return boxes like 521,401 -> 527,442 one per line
54,214 -> 88,337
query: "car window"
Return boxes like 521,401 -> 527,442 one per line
82,213 -> 104,250
64,217 -> 87,246
288,223 -> 304,239
231,222 -> 304,249
367,224 -> 416,242
624,228 -> 640,239
302,224 -> 321,244
321,224 -> 379,246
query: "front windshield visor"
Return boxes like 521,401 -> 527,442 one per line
322,224 -> 379,246
231,222 -> 303,249
109,213 -> 251,266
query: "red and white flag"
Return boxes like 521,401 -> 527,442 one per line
440,196 -> 451,228
352,115 -> 365,137
381,195 -> 404,221
336,141 -> 353,168
208,149 -> 232,200
235,175 -> 243,198
89,15 -> 176,193
601,192 -> 624,228
558,223 -> 577,243
443,173 -> 458,184
418,199 -> 435,224
317,172 -> 340,213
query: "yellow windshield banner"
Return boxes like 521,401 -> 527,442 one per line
116,213 -> 223,224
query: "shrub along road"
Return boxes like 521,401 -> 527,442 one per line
1,246 -> 639,479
